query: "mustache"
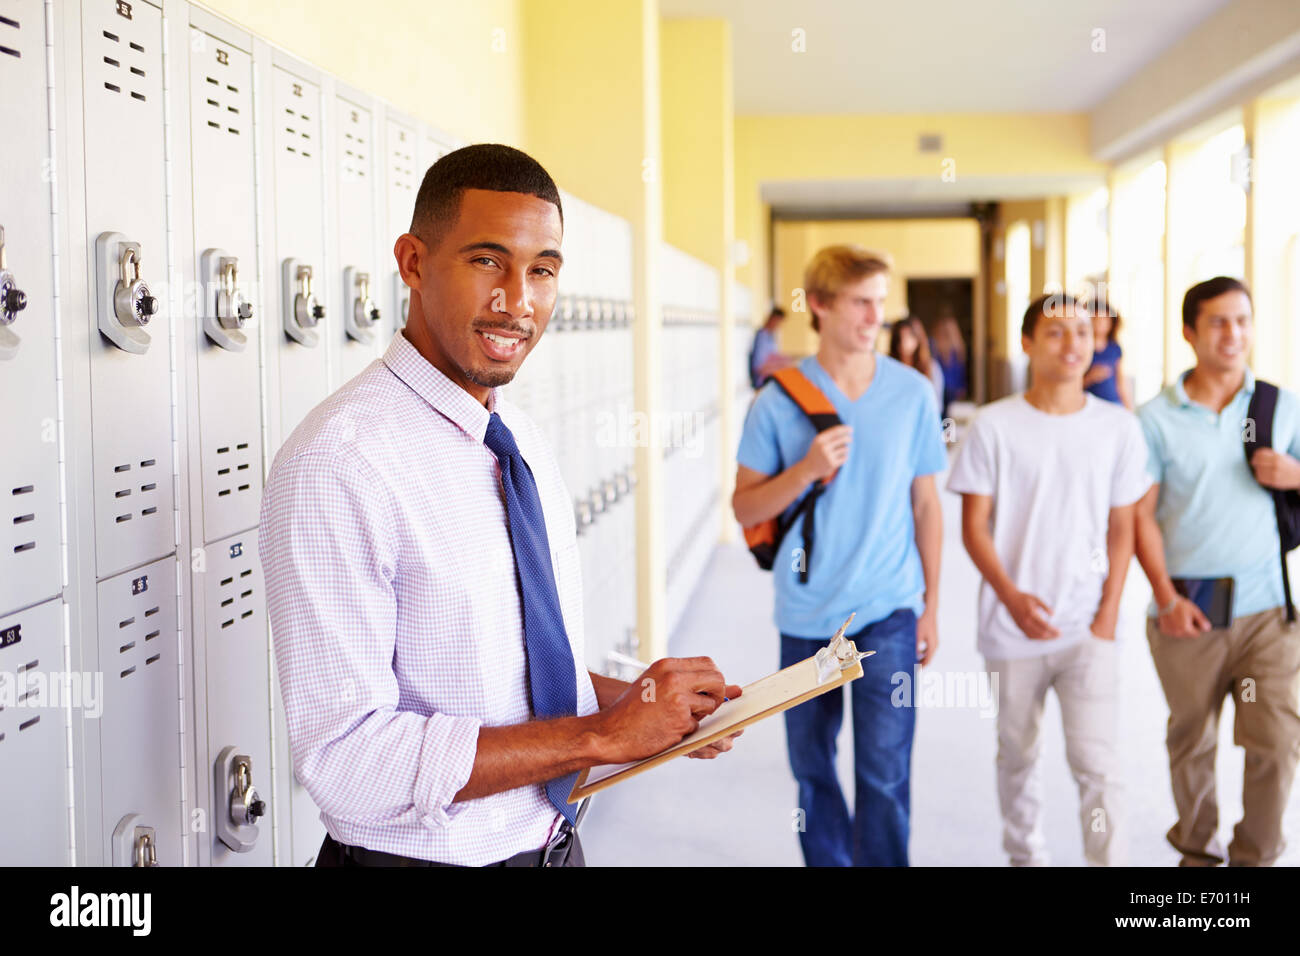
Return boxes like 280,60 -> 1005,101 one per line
473,320 -> 535,338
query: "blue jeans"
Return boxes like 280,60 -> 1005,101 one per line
781,608 -> 917,866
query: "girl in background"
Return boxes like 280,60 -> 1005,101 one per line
1083,298 -> 1133,410
932,313 -> 968,416
890,316 -> 944,409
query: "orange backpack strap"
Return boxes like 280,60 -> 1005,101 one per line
767,367 -> 842,485
768,367 -> 841,433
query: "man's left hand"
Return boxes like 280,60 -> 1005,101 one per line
687,729 -> 743,759
1251,448 -> 1300,490
916,606 -> 939,667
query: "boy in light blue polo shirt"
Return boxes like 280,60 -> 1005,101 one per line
733,246 -> 946,867
1135,276 -> 1300,867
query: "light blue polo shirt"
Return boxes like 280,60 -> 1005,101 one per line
737,354 -> 948,639
1137,368 -> 1300,618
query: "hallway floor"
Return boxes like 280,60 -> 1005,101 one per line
581,466 -> 1300,866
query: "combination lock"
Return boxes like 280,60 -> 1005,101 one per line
0,225 -> 27,360
345,267 -> 380,343
96,233 -> 154,354
202,248 -> 252,351
282,258 -> 323,347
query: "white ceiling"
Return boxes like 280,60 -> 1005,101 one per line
660,0 -> 1234,114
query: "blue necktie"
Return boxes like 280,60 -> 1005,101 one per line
483,412 -> 580,823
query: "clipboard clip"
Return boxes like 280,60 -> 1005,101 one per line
814,613 -> 875,683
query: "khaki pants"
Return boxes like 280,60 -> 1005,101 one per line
986,636 -> 1124,866
1146,607 -> 1300,866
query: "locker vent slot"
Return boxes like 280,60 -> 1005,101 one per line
0,45 -> 15,59
119,641 -> 135,653
13,542 -> 35,553
120,666 -> 135,678
113,464 -> 130,473
144,605 -> 159,617
13,513 -> 35,523
19,716 -> 39,732
145,654 -> 160,666
0,15 -> 19,28
144,629 -> 159,641
104,56 -> 119,67
104,82 -> 121,93
12,486 -> 34,495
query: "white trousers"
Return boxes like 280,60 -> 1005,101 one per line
984,636 -> 1125,866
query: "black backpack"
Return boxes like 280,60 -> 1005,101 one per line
1243,380 -> 1300,622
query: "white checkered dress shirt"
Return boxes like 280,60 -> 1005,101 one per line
260,331 -> 598,866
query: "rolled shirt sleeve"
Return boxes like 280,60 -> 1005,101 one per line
260,449 -> 481,830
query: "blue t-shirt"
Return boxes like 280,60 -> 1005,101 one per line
1086,340 -> 1123,404
737,354 -> 948,638
1138,368 -> 1300,618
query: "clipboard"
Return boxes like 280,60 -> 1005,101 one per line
569,614 -> 873,803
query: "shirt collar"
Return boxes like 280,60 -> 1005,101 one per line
382,331 -> 497,442
1169,366 -> 1255,409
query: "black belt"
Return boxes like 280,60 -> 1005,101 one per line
320,818 -> 583,868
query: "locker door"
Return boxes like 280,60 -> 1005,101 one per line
383,115 -> 418,342
0,0 -> 61,617
335,95 -> 380,384
81,0 -> 174,579
0,598 -> 68,864
271,65 -> 328,437
97,557 -> 181,866
203,530 -> 272,865
189,27 -> 261,544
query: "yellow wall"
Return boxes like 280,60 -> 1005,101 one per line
661,19 -> 733,266
198,0 -> 524,145
521,0 -> 660,225
660,18 -> 738,544
773,218 -> 980,356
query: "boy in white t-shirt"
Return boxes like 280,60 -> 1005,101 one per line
947,293 -> 1151,866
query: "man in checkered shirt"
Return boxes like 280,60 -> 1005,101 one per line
260,144 -> 743,868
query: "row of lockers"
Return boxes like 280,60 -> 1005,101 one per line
0,0 -> 656,868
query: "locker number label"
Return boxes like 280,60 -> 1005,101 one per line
0,624 -> 20,650
131,575 -> 149,596
229,543 -> 243,559
116,0 -> 133,20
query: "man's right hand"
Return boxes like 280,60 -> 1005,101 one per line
1004,590 -> 1061,640
1157,595 -> 1211,638
592,657 -> 742,765
800,424 -> 852,482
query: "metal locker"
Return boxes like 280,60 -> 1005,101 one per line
0,598 -> 68,864
383,113 -> 418,343
334,93 -> 380,384
202,529 -> 272,865
97,556 -> 181,866
269,61 -> 328,438
0,0 -> 62,617
188,23 -> 262,545
79,0 -> 174,579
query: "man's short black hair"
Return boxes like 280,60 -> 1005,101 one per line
409,143 -> 563,249
1021,292 -> 1085,339
1182,276 -> 1252,329
768,306 -> 786,320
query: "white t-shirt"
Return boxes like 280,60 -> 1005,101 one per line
946,394 -> 1152,660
